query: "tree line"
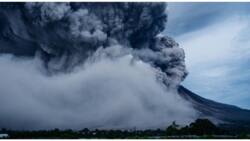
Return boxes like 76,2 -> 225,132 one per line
0,118 -> 249,139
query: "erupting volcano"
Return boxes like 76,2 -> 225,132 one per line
0,2 -> 249,130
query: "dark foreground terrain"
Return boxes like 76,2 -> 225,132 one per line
1,119 -> 250,139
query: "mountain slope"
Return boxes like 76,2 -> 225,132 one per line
178,85 -> 250,127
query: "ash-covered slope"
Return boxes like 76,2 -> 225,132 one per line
178,85 -> 250,126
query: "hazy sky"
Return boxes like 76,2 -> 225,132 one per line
166,3 -> 250,109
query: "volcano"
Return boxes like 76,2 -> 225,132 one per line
178,85 -> 250,128
0,2 -> 249,130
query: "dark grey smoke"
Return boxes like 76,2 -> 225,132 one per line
1,3 -> 167,70
0,2 -> 196,130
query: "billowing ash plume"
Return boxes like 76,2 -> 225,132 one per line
0,2 -> 196,130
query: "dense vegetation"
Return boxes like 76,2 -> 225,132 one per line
1,119 -> 250,139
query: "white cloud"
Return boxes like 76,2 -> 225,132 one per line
176,15 -> 250,109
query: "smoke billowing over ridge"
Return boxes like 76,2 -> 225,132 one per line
0,2 -> 197,130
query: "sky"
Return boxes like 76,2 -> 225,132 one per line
166,3 -> 250,109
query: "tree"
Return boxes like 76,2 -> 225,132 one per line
166,121 -> 180,135
189,119 -> 218,135
0,128 -> 7,133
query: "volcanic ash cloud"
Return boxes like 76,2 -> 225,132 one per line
0,2 -> 197,130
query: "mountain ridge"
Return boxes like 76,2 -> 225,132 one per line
178,85 -> 250,127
